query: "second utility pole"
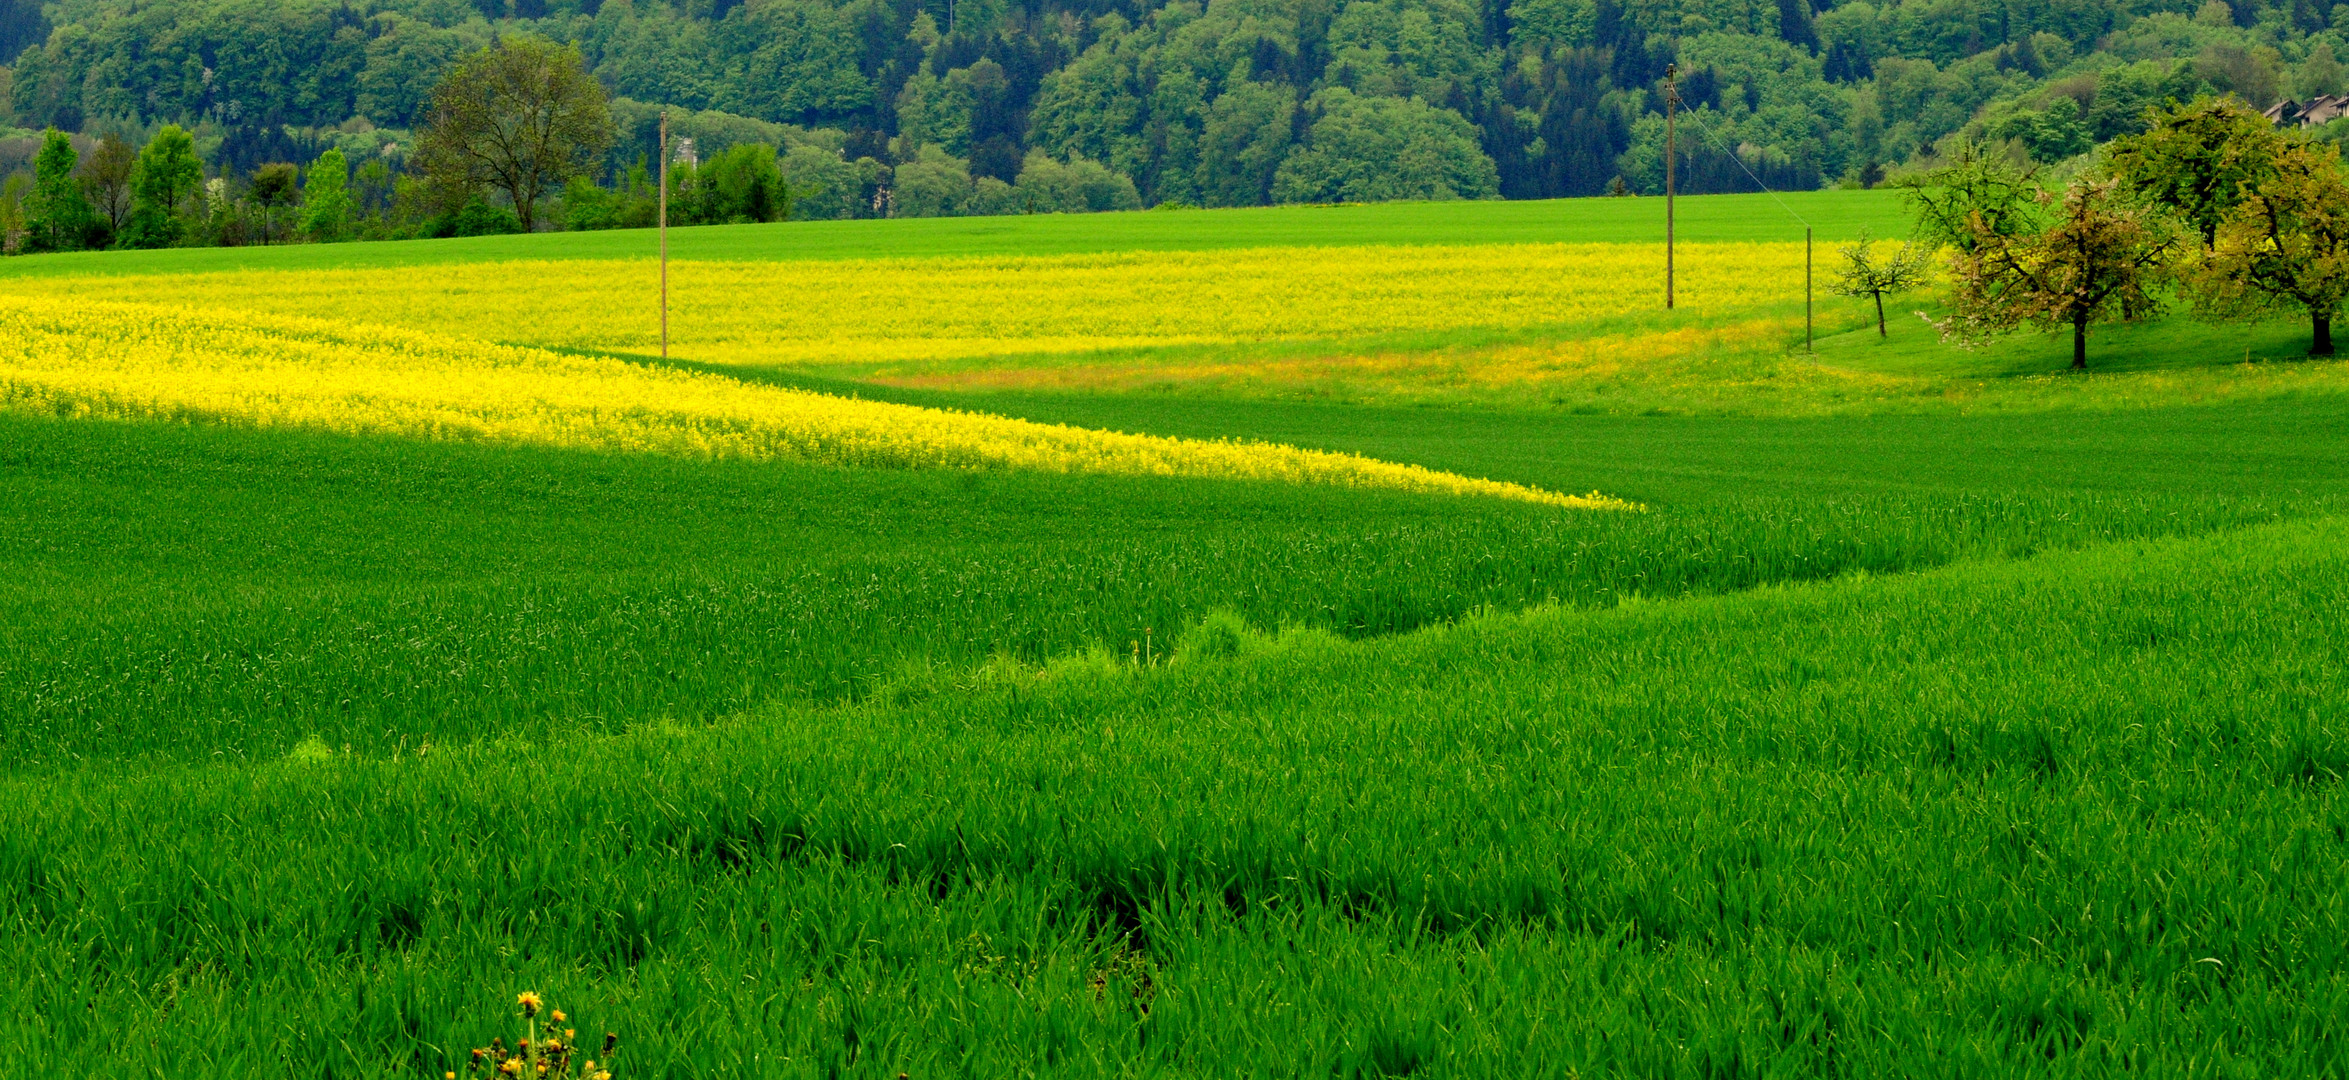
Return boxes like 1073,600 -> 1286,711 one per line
660,108 -> 670,360
1664,63 -> 1677,310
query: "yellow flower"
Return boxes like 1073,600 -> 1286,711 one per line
551,1010 -> 566,1024
500,1061 -> 521,1076
516,991 -> 543,1016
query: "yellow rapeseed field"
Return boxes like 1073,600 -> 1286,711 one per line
0,297 -> 1628,508
13,242 -> 1808,374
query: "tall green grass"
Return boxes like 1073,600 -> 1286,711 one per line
6,516 -> 2343,1076
5,408 -> 2330,770
779,380 -> 2349,504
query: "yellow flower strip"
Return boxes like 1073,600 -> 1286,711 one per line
17,242 -> 1810,369
0,297 -> 1630,509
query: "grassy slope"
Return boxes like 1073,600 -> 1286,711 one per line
732,367 -> 2349,504
613,281 -> 2349,416
1812,300 -> 2339,375
0,189 -> 1906,279
8,516 -> 2345,1076
13,402 -> 2334,769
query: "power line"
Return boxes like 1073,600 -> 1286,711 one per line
1666,104 -> 1818,352
1674,105 -> 1813,229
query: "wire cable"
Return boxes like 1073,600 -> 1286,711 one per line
1674,105 -> 1813,229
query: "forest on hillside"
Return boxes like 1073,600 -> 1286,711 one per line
4,0 -> 2349,223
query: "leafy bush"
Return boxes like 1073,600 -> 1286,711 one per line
432,199 -> 527,238
1013,150 -> 1143,213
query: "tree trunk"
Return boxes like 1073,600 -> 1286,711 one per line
1875,291 -> 1887,337
2072,315 -> 2088,370
2314,313 -> 2335,357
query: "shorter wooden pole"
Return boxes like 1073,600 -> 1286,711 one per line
1664,63 -> 1676,311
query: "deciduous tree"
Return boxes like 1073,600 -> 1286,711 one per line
2107,97 -> 2285,249
80,133 -> 137,238
700,142 -> 788,223
888,146 -> 968,219
302,148 -> 354,241
413,38 -> 612,231
1902,142 -> 2044,254
1197,81 -> 1297,208
249,162 -> 300,245
1013,150 -> 1144,213
23,129 -> 99,253
122,125 -> 204,249
1827,229 -> 1934,337
1270,89 -> 1499,204
1941,177 -> 2173,370
0,174 -> 28,254
2190,140 -> 2349,355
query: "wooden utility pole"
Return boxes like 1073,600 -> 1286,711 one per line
659,108 -> 670,361
1664,63 -> 1677,310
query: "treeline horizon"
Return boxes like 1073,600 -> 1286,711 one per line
8,0 -> 2349,251
9,0 -> 2349,200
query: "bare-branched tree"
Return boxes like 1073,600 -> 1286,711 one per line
79,134 -> 138,235
1827,229 -> 1935,337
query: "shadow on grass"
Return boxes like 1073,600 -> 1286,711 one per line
1812,304 -> 2334,378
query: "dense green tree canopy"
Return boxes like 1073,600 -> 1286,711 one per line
1273,88 -> 1500,201
4,0 -> 2348,215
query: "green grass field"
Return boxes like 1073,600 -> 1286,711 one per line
5,192 -> 2349,1077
